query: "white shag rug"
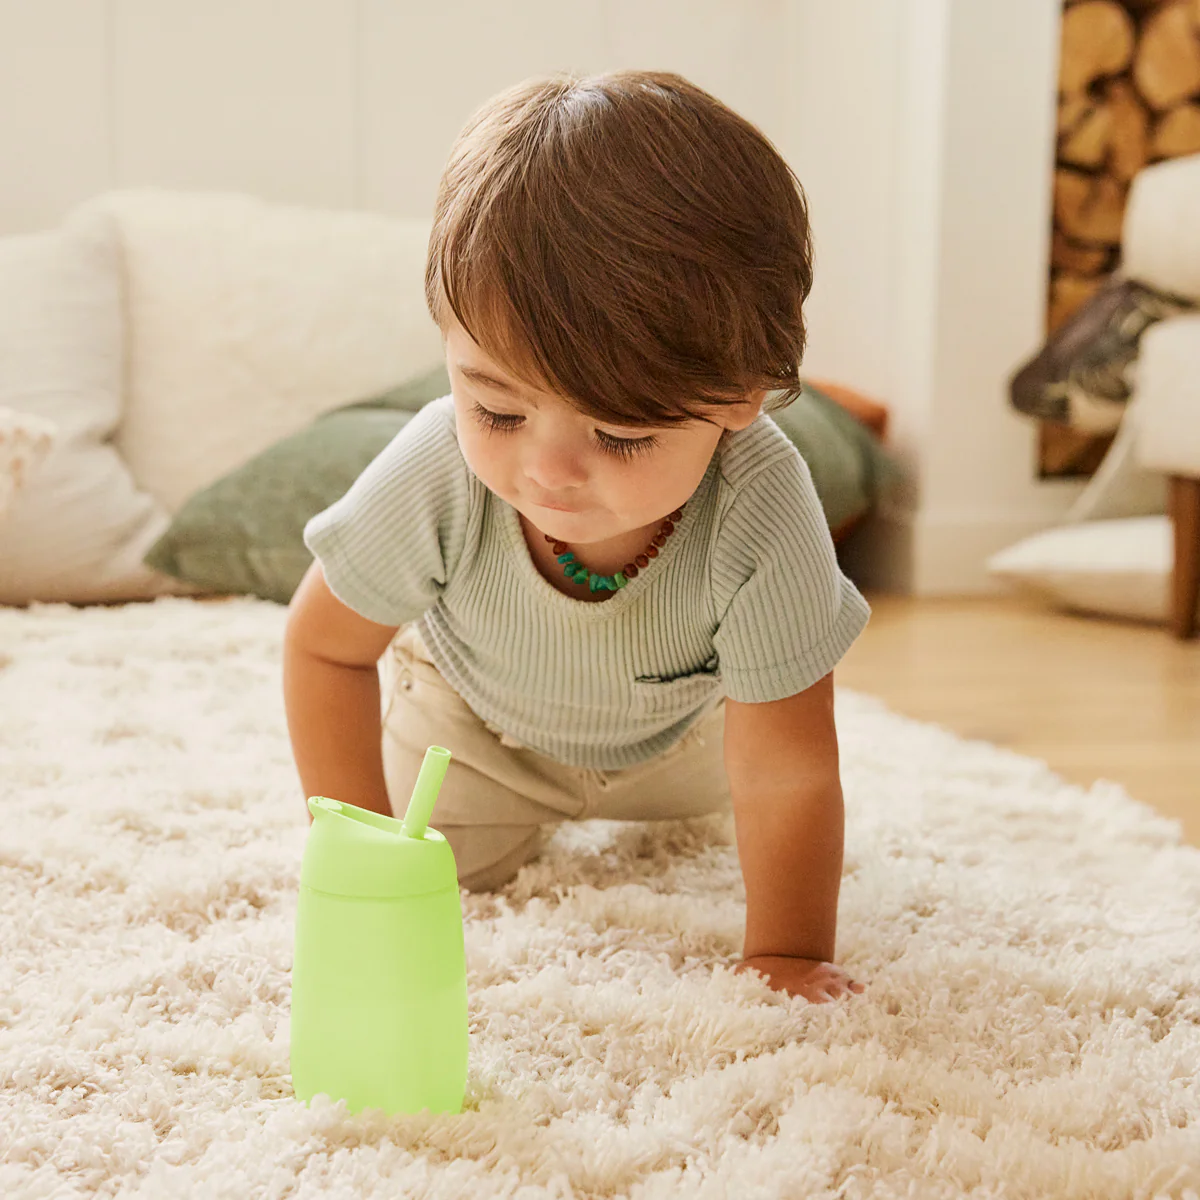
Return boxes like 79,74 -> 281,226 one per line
2,597 -> 1199,1200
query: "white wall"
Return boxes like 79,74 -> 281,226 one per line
783,0 -> 1087,592
0,0 -> 788,227
0,0 -> 1083,593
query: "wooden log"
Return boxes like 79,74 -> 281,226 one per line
1133,1 -> 1200,110
1058,92 -> 1093,138
1051,230 -> 1112,274
1048,271 -> 1107,331
1054,168 -> 1128,244
1057,82 -> 1152,179
1060,103 -> 1113,166
1151,102 -> 1200,154
1059,1 -> 1136,94
1105,78 -> 1152,179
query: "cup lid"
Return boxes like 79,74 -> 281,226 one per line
301,797 -> 458,899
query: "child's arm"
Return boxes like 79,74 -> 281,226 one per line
723,672 -> 866,1003
283,561 -> 401,822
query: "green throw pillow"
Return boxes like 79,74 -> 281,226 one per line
143,364 -> 452,604
145,366 -> 898,605
769,382 -> 901,535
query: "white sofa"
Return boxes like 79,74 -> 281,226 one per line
1124,154 -> 1200,638
988,154 -> 1200,639
0,189 -> 444,605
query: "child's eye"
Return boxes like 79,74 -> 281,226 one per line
595,430 -> 659,463
470,401 -> 523,433
469,401 -> 659,463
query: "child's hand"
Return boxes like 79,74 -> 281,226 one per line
734,955 -> 866,1004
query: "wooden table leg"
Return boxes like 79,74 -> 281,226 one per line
1170,475 -> 1200,640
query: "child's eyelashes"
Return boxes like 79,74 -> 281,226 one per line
468,401 -> 659,463
469,401 -> 522,434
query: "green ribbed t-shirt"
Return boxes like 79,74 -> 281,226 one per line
303,393 -> 870,770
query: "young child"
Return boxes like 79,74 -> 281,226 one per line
283,70 -> 870,1005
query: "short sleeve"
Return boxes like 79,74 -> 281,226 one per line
711,451 -> 871,702
302,395 -> 470,626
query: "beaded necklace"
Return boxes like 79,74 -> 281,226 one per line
544,506 -> 684,593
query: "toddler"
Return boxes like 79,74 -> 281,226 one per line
283,70 -> 870,1005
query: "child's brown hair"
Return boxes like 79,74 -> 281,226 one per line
425,69 -> 814,430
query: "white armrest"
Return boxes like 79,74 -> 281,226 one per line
1133,314 -> 1200,478
1122,153 -> 1200,303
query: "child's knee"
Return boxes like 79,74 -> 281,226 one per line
442,824 -> 546,892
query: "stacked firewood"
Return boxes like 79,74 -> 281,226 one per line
1043,0 -> 1200,476
1052,0 -> 1200,332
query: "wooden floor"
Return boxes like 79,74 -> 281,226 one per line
835,594 -> 1200,847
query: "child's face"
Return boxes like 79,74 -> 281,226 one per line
443,318 -> 763,547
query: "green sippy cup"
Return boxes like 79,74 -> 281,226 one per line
290,745 -> 468,1116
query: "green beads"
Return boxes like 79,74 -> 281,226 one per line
544,502 -> 681,594
555,549 -> 622,591
558,552 -> 586,584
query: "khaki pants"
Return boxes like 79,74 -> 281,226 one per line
380,621 -> 732,891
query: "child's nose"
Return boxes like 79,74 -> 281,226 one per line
523,441 -> 587,492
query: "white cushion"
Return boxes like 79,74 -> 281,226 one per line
0,407 -> 57,523
0,207 -> 186,604
1132,313 -> 1200,478
77,189 -> 445,513
987,516 -> 1192,624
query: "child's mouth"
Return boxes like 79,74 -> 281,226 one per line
535,499 -> 586,514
